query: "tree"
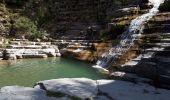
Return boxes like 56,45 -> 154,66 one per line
14,17 -> 47,40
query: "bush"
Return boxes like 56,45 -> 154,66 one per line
100,23 -> 126,41
26,0 -> 51,28
159,0 -> 170,12
15,17 -> 37,33
30,29 -> 47,39
14,17 -> 47,40
37,6 -> 51,28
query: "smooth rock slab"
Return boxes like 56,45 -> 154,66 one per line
97,80 -> 170,100
0,86 -> 59,100
35,78 -> 98,99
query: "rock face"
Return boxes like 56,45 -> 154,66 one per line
110,10 -> 170,89
25,0 -> 141,39
0,0 -> 144,39
97,80 -> 170,100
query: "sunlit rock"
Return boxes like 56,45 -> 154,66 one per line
35,78 -> 98,99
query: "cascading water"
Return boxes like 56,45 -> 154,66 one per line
93,0 -> 165,72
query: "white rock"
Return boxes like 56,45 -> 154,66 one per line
35,78 -> 98,99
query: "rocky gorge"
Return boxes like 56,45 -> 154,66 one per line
0,0 -> 170,100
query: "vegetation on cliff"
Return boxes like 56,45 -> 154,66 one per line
0,0 -> 141,40
14,17 -> 47,40
0,0 -> 169,41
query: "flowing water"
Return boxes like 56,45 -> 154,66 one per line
93,0 -> 165,70
0,58 -> 106,87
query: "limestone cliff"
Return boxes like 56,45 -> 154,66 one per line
0,0 -> 143,40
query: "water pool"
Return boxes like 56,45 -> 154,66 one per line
0,57 -> 106,87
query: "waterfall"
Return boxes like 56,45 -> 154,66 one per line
93,0 -> 165,72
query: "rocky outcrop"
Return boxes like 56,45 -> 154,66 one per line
0,0 -> 147,39
2,41 -> 61,60
25,0 -> 143,39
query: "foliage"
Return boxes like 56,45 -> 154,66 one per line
100,23 -> 126,41
15,17 -> 47,39
37,5 -> 51,28
26,0 -> 51,28
100,29 -> 110,41
159,0 -> 170,12
15,17 -> 37,33
30,29 -> 47,39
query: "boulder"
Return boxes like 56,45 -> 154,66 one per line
34,78 -> 98,99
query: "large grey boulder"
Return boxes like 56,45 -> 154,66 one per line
35,78 -> 98,99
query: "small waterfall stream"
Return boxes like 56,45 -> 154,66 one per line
93,0 -> 165,72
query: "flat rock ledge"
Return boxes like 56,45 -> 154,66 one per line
0,78 -> 170,100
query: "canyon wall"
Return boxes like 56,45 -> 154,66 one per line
0,0 -> 142,39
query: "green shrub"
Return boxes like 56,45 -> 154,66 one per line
26,1 -> 51,28
30,29 -> 47,39
159,0 -> 170,12
37,6 -> 51,27
100,24 -> 126,41
100,29 -> 110,41
15,17 -> 37,33
15,17 -> 47,39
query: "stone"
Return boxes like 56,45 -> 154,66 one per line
56,53 -> 61,57
35,78 -> 98,99
97,79 -> 170,100
6,54 -> 17,60
0,86 -> 57,100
